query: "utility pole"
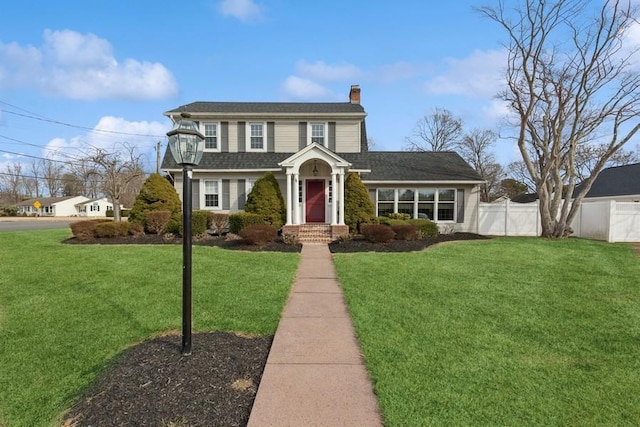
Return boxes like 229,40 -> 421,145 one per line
156,141 -> 161,174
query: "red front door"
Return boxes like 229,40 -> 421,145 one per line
305,180 -> 325,223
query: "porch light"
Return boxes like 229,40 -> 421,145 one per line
167,112 -> 205,355
313,160 -> 319,176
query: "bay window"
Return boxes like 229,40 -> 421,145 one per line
376,187 -> 459,221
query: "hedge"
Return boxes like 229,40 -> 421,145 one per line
228,212 -> 267,234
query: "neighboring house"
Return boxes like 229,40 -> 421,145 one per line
76,198 -> 120,217
17,196 -> 90,217
161,85 -> 484,238
575,162 -> 640,203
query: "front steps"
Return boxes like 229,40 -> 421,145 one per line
282,224 -> 349,243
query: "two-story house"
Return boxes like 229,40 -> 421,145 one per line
161,85 -> 484,239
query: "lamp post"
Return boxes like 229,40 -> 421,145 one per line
167,112 -> 205,355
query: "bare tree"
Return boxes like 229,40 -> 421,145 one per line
507,161 -> 537,192
68,159 -> 101,198
29,160 -> 41,198
61,172 -> 84,196
405,108 -> 463,151
574,143 -> 639,181
0,163 -> 24,204
40,158 -> 63,197
456,129 -> 504,201
89,143 -> 146,221
479,0 -> 640,237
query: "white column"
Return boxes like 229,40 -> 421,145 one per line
285,171 -> 292,225
331,172 -> 338,225
293,173 -> 300,224
338,171 -> 345,225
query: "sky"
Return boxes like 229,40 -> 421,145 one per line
1,0 -> 638,177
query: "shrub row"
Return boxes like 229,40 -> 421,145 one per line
361,224 -> 396,243
70,219 -> 142,240
105,209 -> 130,218
239,224 -> 278,246
229,212 -> 268,234
376,217 -> 438,238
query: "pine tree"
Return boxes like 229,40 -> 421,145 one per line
129,173 -> 182,225
244,171 -> 286,229
344,172 -> 375,233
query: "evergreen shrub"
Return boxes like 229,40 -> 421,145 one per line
344,172 -> 375,233
129,173 -> 181,227
244,172 -> 286,229
228,212 -> 267,234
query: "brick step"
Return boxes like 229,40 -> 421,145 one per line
297,225 -> 333,243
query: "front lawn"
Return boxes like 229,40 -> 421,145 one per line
0,229 -> 299,427
333,237 -> 640,426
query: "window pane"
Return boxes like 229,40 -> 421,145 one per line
418,189 -> 435,201
397,202 -> 414,216
398,189 -> 414,201
250,124 -> 263,149
377,189 -> 395,202
437,203 -> 454,221
205,124 -> 217,149
205,180 -> 219,207
378,202 -> 394,216
439,189 -> 455,201
311,123 -> 324,145
418,203 -> 434,220
205,194 -> 219,207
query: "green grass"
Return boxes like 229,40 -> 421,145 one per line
0,229 -> 299,427
333,237 -> 640,426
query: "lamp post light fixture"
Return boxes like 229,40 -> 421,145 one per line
167,112 -> 205,355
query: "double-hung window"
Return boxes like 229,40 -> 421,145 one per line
249,123 -> 264,151
203,123 -> 218,150
204,180 -> 220,208
310,123 -> 326,146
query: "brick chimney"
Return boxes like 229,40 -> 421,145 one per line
349,85 -> 361,104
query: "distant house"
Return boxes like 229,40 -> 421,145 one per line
161,85 -> 484,239
76,198 -> 120,217
575,162 -> 640,203
17,196 -> 90,217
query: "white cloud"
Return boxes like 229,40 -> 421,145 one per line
281,76 -> 332,99
482,99 -> 511,121
423,49 -> 507,98
294,60 -> 362,82
218,0 -> 263,22
44,116 -> 170,166
0,29 -> 177,100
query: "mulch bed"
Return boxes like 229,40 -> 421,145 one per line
62,231 -> 488,426
64,332 -> 272,427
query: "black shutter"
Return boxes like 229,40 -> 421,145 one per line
237,122 -> 246,153
328,122 -> 336,151
221,122 -> 229,152
222,179 -> 230,210
191,179 -> 200,210
457,189 -> 465,223
267,122 -> 275,152
299,122 -> 307,150
238,179 -> 246,210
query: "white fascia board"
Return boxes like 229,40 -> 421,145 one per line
362,180 -> 485,185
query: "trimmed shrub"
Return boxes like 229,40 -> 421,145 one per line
129,173 -> 181,226
387,212 -> 411,220
391,224 -> 420,240
239,224 -> 278,246
228,212 -> 267,234
407,218 -> 439,238
192,210 -> 209,236
360,224 -> 395,243
208,212 -> 229,235
94,221 -> 130,238
121,209 -> 130,217
344,172 -> 375,233
145,210 -> 171,234
244,172 -> 286,229
70,219 -> 110,240
106,209 -> 114,218
129,222 -> 145,237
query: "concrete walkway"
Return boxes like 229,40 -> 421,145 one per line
247,243 -> 383,427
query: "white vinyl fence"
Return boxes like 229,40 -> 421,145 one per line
478,200 -> 640,242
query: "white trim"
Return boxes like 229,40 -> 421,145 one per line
364,180 -> 484,185
202,121 -> 221,152
246,121 -> 267,152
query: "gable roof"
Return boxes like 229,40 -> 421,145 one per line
162,150 -> 483,182
165,102 -> 365,116
16,196 -> 83,206
360,151 -> 484,182
576,162 -> 640,198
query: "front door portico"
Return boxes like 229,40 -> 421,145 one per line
305,180 -> 325,223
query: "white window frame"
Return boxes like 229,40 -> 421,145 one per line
202,122 -> 220,152
201,179 -> 222,210
375,187 -> 457,222
247,122 -> 267,152
308,122 -> 327,146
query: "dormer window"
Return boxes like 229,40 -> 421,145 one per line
309,123 -> 327,146
203,122 -> 219,151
